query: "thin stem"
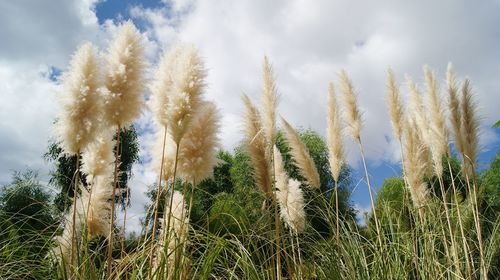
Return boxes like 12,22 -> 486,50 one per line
70,150 -> 81,275
148,126 -> 168,279
357,138 -> 382,247
437,174 -> 461,277
465,172 -> 486,280
334,179 -> 340,249
446,159 -> 473,279
164,142 -> 180,279
107,125 -> 121,279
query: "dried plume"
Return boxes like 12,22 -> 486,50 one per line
326,83 -> 344,182
424,66 -> 449,177
274,146 -> 306,233
406,75 -> 433,176
165,44 -> 206,144
102,21 -> 145,128
339,70 -> 363,140
403,118 -> 429,209
154,191 -> 188,272
56,42 -> 102,155
261,56 -> 278,146
81,131 -> 115,238
81,130 -> 115,182
152,129 -> 176,182
281,117 -> 320,189
460,79 -> 479,178
447,63 -> 464,155
150,50 -> 174,127
242,95 -> 272,196
53,185 -> 89,266
177,101 -> 220,182
386,68 -> 404,140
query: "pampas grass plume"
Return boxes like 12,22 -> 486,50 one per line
447,63 -> 464,155
460,79 -> 479,178
56,42 -> 102,155
261,56 -> 278,146
177,101 -> 220,182
102,21 -> 145,128
281,117 -> 320,189
339,70 -> 362,140
150,50 -> 174,127
403,118 -> 429,209
424,66 -> 449,177
326,83 -> 344,182
165,44 -> 206,144
386,68 -> 404,140
274,146 -> 306,233
242,94 -> 272,196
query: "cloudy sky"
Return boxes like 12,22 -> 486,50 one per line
1,0 -> 499,230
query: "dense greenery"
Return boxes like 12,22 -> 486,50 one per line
1,131 -> 499,279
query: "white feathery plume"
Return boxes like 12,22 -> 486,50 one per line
150,50 -> 174,127
403,118 -> 429,210
53,185 -> 89,266
165,43 -> 206,144
326,83 -> 344,182
151,129 -> 177,182
177,101 -> 220,182
261,56 -> 278,146
277,179 -> 306,233
386,68 -> 404,140
424,66 -> 449,177
56,42 -> 102,155
81,131 -> 115,239
154,191 -> 189,273
81,130 -> 115,182
406,75 -> 433,176
460,79 -> 479,178
338,70 -> 363,140
281,117 -> 321,189
274,146 -> 306,233
102,21 -> 145,128
242,94 -> 272,196
447,63 -> 464,155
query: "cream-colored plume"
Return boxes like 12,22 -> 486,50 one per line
339,70 -> 363,140
150,50 -> 174,128
154,191 -> 189,274
53,185 -> 89,266
386,68 -> 404,140
102,21 -> 145,128
424,66 -> 449,177
281,117 -> 320,189
447,63 -> 464,155
81,130 -> 115,182
460,79 -> 479,178
274,146 -> 306,233
152,128 -> 176,182
242,94 -> 272,196
56,42 -> 102,155
261,56 -> 278,146
177,101 -> 220,182
326,83 -> 344,182
164,44 -> 206,144
406,75 -> 433,176
81,131 -> 115,238
403,118 -> 429,209
279,179 -> 306,234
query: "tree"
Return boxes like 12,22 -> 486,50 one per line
44,125 -> 139,213
0,170 -> 56,274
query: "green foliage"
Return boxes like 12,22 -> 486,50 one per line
44,125 -> 139,212
0,170 -> 55,279
208,193 -> 249,235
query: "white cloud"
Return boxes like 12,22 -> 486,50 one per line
2,0 -> 500,233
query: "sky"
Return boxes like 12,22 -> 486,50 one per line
0,0 -> 499,230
